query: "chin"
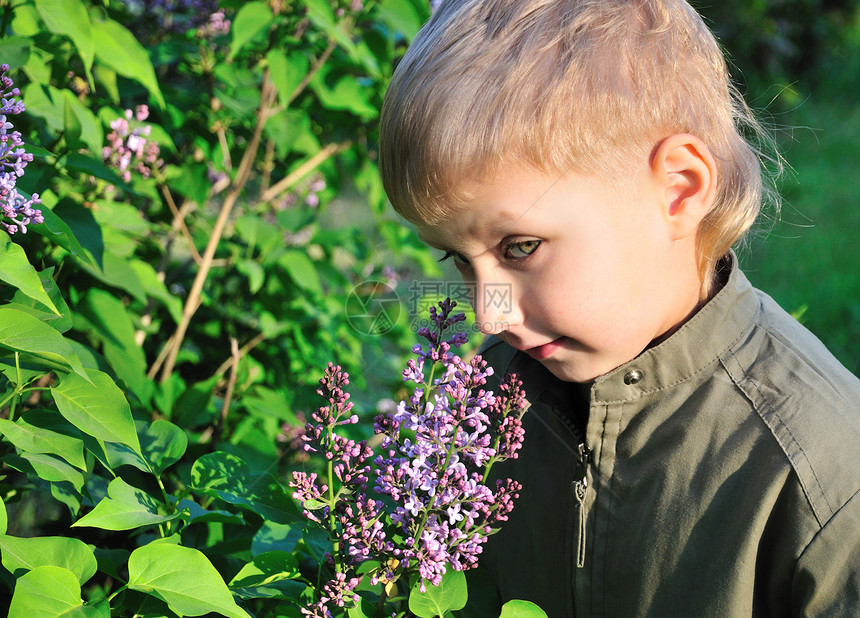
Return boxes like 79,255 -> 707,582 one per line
541,358 -> 602,384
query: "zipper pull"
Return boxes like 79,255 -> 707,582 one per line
571,442 -> 591,569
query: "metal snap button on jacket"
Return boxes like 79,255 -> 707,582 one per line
623,369 -> 643,385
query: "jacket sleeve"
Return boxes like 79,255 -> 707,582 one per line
793,487 -> 860,617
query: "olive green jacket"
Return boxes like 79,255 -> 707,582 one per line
479,256 -> 860,617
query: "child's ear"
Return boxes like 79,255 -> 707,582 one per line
650,134 -> 717,241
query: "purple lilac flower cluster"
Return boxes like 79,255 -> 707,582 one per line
197,10 -> 231,38
0,64 -> 42,235
102,106 -> 163,184
276,176 -> 326,211
290,298 -> 528,615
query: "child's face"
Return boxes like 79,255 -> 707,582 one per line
415,164 -> 703,383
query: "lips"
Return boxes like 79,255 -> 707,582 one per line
524,337 -> 564,360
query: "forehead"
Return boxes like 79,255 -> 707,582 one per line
413,167 -> 581,246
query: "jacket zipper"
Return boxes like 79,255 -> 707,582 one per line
571,441 -> 591,568
540,387 -> 592,570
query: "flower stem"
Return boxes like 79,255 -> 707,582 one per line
327,424 -> 342,574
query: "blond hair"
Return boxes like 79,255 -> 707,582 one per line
379,0 -> 779,297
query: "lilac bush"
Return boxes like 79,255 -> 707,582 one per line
0,64 -> 42,235
291,299 -> 528,616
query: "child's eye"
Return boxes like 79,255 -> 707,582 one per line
504,239 -> 541,259
438,250 -> 469,265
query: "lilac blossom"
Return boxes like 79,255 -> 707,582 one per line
275,175 -> 326,211
290,298 -> 528,614
197,10 -> 231,38
0,64 -> 42,235
102,105 -> 163,183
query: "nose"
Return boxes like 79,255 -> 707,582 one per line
472,274 -> 519,336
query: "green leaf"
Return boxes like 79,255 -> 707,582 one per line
310,66 -> 377,118
76,251 -> 147,304
63,90 -> 103,153
64,152 -> 131,191
0,307 -> 87,378
267,50 -> 309,105
7,565 -> 84,618
301,526 -> 333,565
0,36 -> 32,69
31,203 -> 100,270
229,2 -> 273,60
140,419 -> 187,476
0,496 -> 6,535
128,544 -> 252,618
236,259 -> 265,294
190,451 -> 299,524
60,600 -> 110,618
24,144 -> 55,158
377,0 -> 425,41
11,5 -> 40,37
21,84 -> 62,131
6,267 -> 73,333
0,230 -> 60,314
0,413 -> 85,469
63,95 -> 82,147
92,19 -> 164,108
51,370 -> 141,453
0,355 -> 49,388
0,534 -> 97,585
129,260 -> 183,324
175,499 -> 245,526
499,600 -> 550,618
73,477 -> 179,531
34,0 -> 94,76
6,451 -> 86,491
251,521 -> 302,556
78,288 -> 149,404
93,547 -> 130,580
409,569 -> 468,618
228,551 -> 301,600
50,481 -> 84,518
235,214 -> 282,259
305,0 -> 358,58
279,250 -> 323,296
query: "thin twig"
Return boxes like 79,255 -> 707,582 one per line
213,331 -> 267,379
288,38 -> 337,105
161,185 -> 203,264
260,140 -> 352,204
148,295 -> 201,380
148,334 -> 175,380
159,70 -> 276,383
260,139 -> 275,196
215,336 -> 240,440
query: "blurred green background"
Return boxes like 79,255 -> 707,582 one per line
690,0 -> 860,374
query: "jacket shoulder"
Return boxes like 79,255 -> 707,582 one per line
725,291 -> 860,525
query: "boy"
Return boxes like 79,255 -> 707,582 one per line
379,0 -> 860,616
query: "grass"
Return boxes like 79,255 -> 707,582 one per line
738,94 -> 860,375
